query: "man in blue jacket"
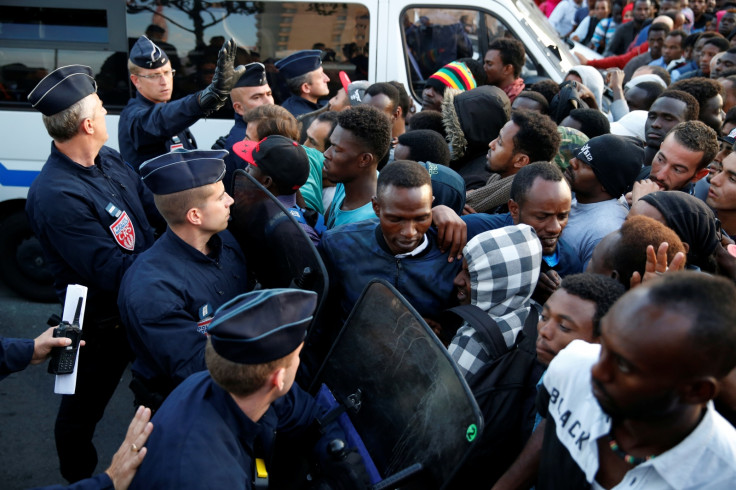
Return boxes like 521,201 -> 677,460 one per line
26,65 -> 163,483
118,35 -> 244,170
118,149 -> 248,411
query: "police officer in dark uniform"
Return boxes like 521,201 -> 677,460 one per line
129,288 -> 368,489
118,149 -> 248,411
119,35 -> 245,171
276,50 -> 331,117
25,65 -> 163,483
222,62 -> 274,191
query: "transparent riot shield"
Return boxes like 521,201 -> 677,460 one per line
311,280 -> 483,489
228,169 -> 328,323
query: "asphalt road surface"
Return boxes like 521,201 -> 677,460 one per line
0,282 -> 134,489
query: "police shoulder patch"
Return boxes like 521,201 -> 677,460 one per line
109,210 -> 135,251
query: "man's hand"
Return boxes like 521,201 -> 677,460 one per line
198,39 -> 246,113
630,179 -> 661,204
462,204 -> 477,215
432,205 -> 467,262
31,327 -> 72,365
105,406 -> 153,490
629,242 -> 686,288
574,81 -> 598,110
532,270 -> 561,305
607,68 -> 625,100
574,51 -> 589,65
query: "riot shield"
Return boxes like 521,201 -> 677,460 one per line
228,169 -> 328,323
311,280 -> 483,489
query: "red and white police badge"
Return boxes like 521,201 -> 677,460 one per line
109,211 -> 136,251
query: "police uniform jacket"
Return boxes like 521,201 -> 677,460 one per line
280,95 -> 325,117
0,337 -> 33,380
223,113 -> 247,193
319,219 -> 461,321
129,371 -> 324,489
25,144 -> 161,323
118,228 -> 248,389
118,91 -> 200,170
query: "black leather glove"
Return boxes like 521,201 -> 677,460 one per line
198,38 -> 246,114
312,440 -> 371,490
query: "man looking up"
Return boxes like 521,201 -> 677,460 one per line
643,89 -> 700,166
276,50 -> 330,117
118,149 -> 248,411
564,134 -> 644,267
465,110 -> 560,214
483,38 -> 527,102
119,36 -> 244,170
26,65 -> 162,482
323,105 -> 392,228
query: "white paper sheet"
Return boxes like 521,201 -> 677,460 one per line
54,284 -> 87,395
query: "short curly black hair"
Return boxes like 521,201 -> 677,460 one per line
514,90 -> 549,114
567,108 -> 611,138
510,161 -> 567,206
528,79 -> 560,105
670,77 -> 724,124
487,38 -> 526,78
336,105 -> 392,161
655,89 -> 700,122
510,110 -> 561,162
559,273 -> 626,337
397,129 -> 451,165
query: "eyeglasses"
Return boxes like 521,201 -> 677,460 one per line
136,70 -> 175,80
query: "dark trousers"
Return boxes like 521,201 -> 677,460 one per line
54,324 -> 130,483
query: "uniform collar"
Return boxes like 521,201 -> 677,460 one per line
163,227 -> 224,263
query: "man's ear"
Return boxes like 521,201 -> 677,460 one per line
232,101 -> 245,117
679,377 -> 718,405
692,168 -> 709,183
301,81 -> 311,95
394,106 -> 403,121
371,195 -> 380,215
270,366 -> 286,391
262,175 -> 273,191
186,207 -> 202,226
508,199 -> 520,224
512,153 -> 530,170
503,63 -> 515,78
130,74 -> 140,90
358,152 -> 375,169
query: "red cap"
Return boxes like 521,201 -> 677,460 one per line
339,71 -> 352,94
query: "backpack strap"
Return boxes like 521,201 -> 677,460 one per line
447,305 -> 508,359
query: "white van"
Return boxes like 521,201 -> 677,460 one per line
0,0 -> 581,300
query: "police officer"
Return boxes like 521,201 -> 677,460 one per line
26,65 -> 162,483
276,49 -> 331,117
129,288 -> 369,489
222,62 -> 274,191
119,35 -> 245,170
118,149 -> 248,411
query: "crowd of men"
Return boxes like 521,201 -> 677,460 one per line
2,1 -> 736,487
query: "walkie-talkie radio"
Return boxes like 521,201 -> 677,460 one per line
48,298 -> 83,375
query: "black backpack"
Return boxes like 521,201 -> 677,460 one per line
444,304 -> 545,489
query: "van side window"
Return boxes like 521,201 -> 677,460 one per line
401,7 -> 544,102
125,1 -> 370,116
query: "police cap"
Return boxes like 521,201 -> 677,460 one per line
275,50 -> 322,80
27,65 -> 97,116
208,289 -> 317,364
234,62 -> 268,88
129,35 -> 170,69
140,149 -> 227,195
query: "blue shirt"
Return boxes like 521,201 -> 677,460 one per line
222,113 -> 248,192
0,337 -> 33,380
325,183 -> 377,229
119,229 -> 248,388
280,95 -> 325,117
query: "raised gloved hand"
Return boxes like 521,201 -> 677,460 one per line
198,38 -> 246,114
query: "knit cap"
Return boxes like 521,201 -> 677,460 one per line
426,61 -> 477,93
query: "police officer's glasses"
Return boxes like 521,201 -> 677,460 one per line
137,70 -> 175,80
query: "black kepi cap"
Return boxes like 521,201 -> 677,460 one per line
140,149 -> 227,195
27,65 -> 97,116
208,289 -> 317,364
129,35 -> 170,69
234,62 -> 268,88
274,50 -> 322,79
